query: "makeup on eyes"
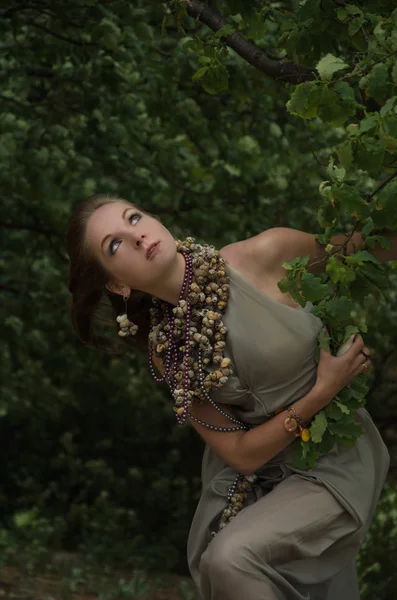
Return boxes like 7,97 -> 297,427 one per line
108,211 -> 141,256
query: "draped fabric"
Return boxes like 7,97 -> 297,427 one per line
187,263 -> 390,600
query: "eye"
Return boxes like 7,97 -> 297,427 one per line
129,212 -> 141,225
108,212 -> 142,255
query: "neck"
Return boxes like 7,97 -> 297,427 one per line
144,251 -> 188,306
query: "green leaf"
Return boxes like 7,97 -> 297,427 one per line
392,62 -> 397,84
362,63 -> 389,103
133,22 -> 153,41
348,14 -> 366,37
282,255 -> 310,270
325,296 -> 354,321
317,328 -> 331,353
346,250 -> 380,266
310,411 -> 328,443
246,16 -> 267,40
316,54 -> 349,81
334,400 -> 350,414
14,508 -> 39,528
325,401 -> 348,421
214,24 -> 235,40
361,217 -> 374,237
328,416 -> 364,438
333,184 -> 368,216
316,429 -> 336,454
201,63 -> 229,94
345,5 -> 362,16
292,440 -> 319,470
337,141 -> 353,170
193,67 -> 209,83
356,138 -> 385,172
342,325 -> 360,343
364,235 -> 392,250
318,86 -> 356,127
237,135 -> 261,154
327,158 -> 346,182
326,257 -> 356,284
287,82 -> 321,119
5,316 -> 24,335
359,114 -> 379,133
300,272 -> 329,302
380,96 -> 397,118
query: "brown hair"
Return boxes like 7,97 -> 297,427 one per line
66,193 -> 154,353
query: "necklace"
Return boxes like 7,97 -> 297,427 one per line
148,237 -> 242,425
147,237 -> 254,534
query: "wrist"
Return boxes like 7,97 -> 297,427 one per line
312,380 -> 334,408
291,384 -> 331,425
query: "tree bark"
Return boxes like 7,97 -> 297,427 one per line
184,0 -> 315,84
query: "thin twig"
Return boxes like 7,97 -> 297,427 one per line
367,168 -> 397,202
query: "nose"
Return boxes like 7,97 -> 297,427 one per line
135,234 -> 145,248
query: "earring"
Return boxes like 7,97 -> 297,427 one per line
116,293 -> 139,337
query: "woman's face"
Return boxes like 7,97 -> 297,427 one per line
85,202 -> 177,293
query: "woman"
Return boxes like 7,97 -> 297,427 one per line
66,193 -> 390,600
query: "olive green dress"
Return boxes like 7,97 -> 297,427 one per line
187,263 -> 390,600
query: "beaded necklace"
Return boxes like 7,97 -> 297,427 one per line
147,238 -> 257,533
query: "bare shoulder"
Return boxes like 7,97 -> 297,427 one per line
221,227 -> 327,277
220,231 -> 287,279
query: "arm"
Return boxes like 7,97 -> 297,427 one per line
152,334 -> 370,476
252,227 -> 397,275
188,385 -> 330,476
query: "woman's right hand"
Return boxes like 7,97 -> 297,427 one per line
314,333 -> 371,403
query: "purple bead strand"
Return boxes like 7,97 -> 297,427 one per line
176,253 -> 194,425
148,251 -> 191,383
148,251 -> 194,424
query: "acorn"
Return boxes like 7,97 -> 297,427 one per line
191,283 -> 200,293
214,341 -> 226,350
207,311 -> 221,321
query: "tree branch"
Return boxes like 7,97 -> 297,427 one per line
183,0 -> 315,84
367,168 -> 397,202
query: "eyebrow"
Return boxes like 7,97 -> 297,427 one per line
101,207 -> 131,253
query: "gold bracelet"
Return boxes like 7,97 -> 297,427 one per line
283,406 -> 311,442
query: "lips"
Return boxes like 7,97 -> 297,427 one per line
146,242 -> 159,259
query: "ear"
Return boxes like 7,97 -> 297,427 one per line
105,282 -> 130,298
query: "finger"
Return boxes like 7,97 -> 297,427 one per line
353,359 -> 372,377
345,334 -> 365,357
353,355 -> 370,370
319,346 -> 332,358
353,333 -> 365,348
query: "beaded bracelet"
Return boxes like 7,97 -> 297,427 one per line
282,406 -> 311,442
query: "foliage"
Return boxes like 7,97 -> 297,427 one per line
163,0 -> 397,468
357,481 -> 397,599
0,0 -> 396,597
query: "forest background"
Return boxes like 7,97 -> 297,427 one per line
1,1 -> 397,598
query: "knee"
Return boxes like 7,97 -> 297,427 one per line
199,531 -> 263,582
199,542 -> 235,584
